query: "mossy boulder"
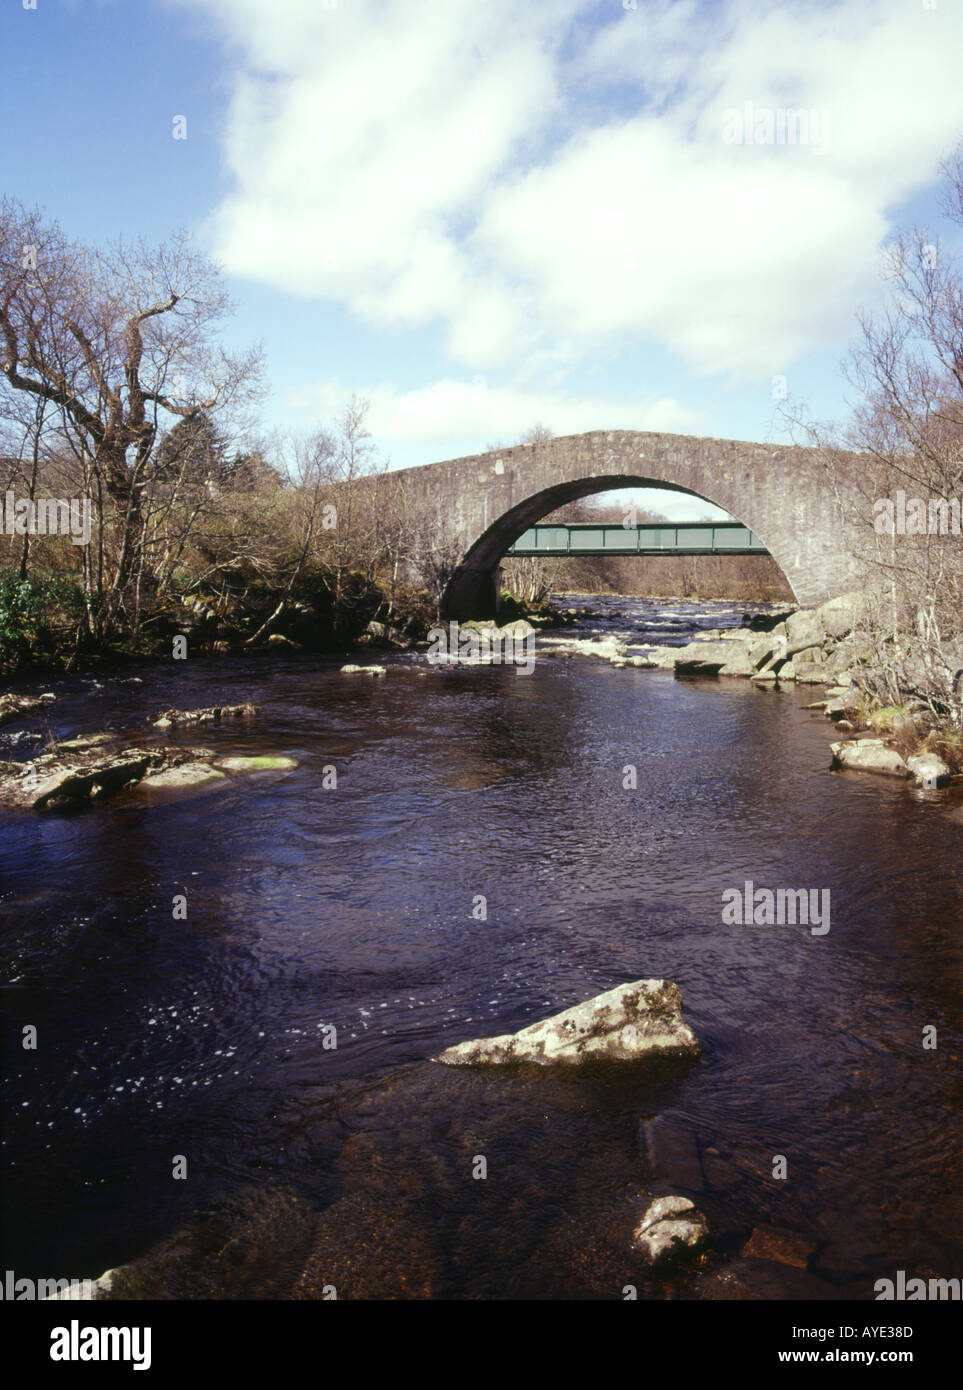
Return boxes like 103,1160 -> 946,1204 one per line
215,755 -> 298,773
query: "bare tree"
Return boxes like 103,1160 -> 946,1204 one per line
785,149 -> 963,723
243,430 -> 334,646
0,197 -> 263,639
518,422 -> 554,444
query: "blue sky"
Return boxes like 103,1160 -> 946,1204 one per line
4,0 -> 963,521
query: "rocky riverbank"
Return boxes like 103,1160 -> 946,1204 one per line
540,592 -> 862,681
538,592 -> 963,788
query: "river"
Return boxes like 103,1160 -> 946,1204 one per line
2,596 -> 961,1299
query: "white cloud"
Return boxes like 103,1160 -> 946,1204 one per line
182,0 -> 963,377
288,376 -> 699,450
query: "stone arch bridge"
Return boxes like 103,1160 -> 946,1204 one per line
372,429 -> 863,619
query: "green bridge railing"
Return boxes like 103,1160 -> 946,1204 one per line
506,520 -> 768,557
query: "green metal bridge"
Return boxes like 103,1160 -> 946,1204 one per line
505,520 -> 768,557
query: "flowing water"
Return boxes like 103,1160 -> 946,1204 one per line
2,597 -> 961,1299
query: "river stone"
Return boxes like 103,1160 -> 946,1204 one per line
905,753 -> 952,788
831,739 -> 909,778
0,744 -> 229,809
747,637 -> 776,668
546,637 -> 627,662
434,979 -> 700,1067
632,1194 -> 709,1265
142,763 -> 227,789
153,703 -> 260,728
794,659 -> 830,684
817,592 -> 864,640
638,645 -> 678,669
827,643 -> 860,673
751,663 -> 779,682
340,664 -> 387,676
674,641 -> 748,675
28,752 -> 157,808
362,620 -> 411,649
215,755 -> 298,773
785,609 -> 824,656
718,652 -> 757,677
825,693 -> 860,720
497,619 -> 536,639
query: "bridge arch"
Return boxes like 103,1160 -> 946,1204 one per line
442,472 -> 789,619
421,430 -> 858,622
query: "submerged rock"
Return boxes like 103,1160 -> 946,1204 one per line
340,664 -> 387,676
434,979 -> 701,1067
632,1194 -> 710,1266
741,1225 -> 814,1269
641,1114 -> 704,1191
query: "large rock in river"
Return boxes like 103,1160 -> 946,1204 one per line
831,738 -> 909,778
434,980 -> 700,1067
153,703 -> 259,729
673,641 -> 750,675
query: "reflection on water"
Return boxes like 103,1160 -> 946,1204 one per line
1,597 -> 961,1298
